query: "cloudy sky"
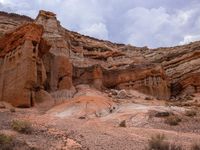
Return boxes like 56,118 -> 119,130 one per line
0,0 -> 200,48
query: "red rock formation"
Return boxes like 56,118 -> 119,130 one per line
0,23 -> 51,107
0,11 -> 32,37
35,10 -> 76,102
0,23 -> 44,57
1,10 -> 200,107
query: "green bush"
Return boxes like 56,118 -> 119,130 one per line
11,120 -> 32,134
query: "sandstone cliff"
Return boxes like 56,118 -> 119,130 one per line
0,10 -> 200,106
0,23 -> 50,107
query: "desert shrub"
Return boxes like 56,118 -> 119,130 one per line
185,110 -> 197,117
147,134 -> 183,150
165,115 -> 181,126
10,108 -> 16,113
148,134 -> 169,150
119,120 -> 126,127
170,143 -> 183,150
0,133 -> 14,150
191,143 -> 200,150
11,120 -> 32,134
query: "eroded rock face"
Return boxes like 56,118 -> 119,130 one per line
0,23 -> 50,107
103,64 -> 170,100
35,10 -> 75,101
146,43 -> 200,96
0,11 -> 32,37
1,10 -> 200,107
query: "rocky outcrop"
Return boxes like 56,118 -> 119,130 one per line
35,10 -> 76,102
145,42 -> 200,96
1,10 -> 200,107
0,23 -> 50,107
0,11 -> 32,37
103,64 -> 170,99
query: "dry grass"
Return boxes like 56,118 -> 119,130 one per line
0,32 -> 3,37
165,115 -> 181,126
170,144 -> 183,150
148,134 -> 169,150
0,133 -> 14,150
185,110 -> 197,117
191,143 -> 200,150
9,108 -> 16,113
147,134 -> 183,150
11,120 -> 32,134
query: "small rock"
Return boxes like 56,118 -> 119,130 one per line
149,110 -> 171,118
117,90 -> 128,99
110,89 -> 118,95
154,111 -> 170,117
145,97 -> 153,100
0,103 -> 5,109
119,120 -> 126,127
108,93 -> 113,97
79,116 -> 86,119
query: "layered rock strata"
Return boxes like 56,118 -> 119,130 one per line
1,10 -> 200,106
0,23 -> 50,107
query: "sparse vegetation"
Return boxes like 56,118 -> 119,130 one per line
119,120 -> 126,127
191,143 -> 200,150
185,110 -> 197,117
148,134 -> 169,150
10,108 -> 16,113
147,134 -> 183,150
165,115 -> 181,126
0,32 -> 3,37
0,133 -> 14,150
170,144 -> 183,150
11,120 -> 32,134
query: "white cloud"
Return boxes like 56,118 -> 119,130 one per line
79,23 -> 108,40
121,6 -> 200,48
179,35 -> 200,45
0,0 -> 9,4
0,0 -> 200,48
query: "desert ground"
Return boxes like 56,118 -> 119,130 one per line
1,10 -> 200,150
1,85 -> 200,150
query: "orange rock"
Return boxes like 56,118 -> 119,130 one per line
0,23 -> 51,107
1,10 -> 200,107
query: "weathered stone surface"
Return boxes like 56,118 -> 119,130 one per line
103,64 -> 170,99
1,10 -> 200,106
0,11 -> 32,37
35,10 -> 75,102
146,42 -> 200,97
0,23 -> 50,107
35,89 -> 55,110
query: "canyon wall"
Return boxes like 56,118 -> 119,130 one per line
0,10 -> 200,106
0,23 -> 50,107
